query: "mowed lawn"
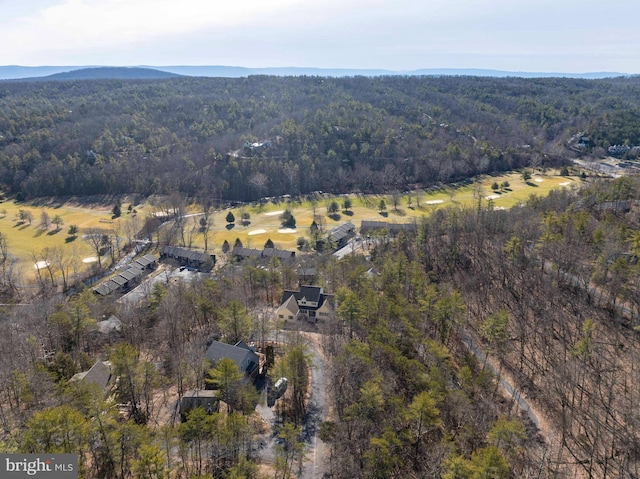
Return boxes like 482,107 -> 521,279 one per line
199,171 -> 581,253
0,199 -> 132,280
0,170 -> 580,280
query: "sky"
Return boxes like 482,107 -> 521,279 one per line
1,0 -> 639,73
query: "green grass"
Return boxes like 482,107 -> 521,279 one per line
0,199 -> 146,281
196,170 -> 581,253
0,169 -> 580,283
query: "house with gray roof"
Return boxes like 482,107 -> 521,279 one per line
70,360 -> 113,390
160,246 -> 215,271
93,254 -> 158,296
205,340 -> 261,379
329,221 -> 355,248
277,285 -> 334,322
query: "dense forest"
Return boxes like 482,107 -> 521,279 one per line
2,75 -> 640,201
3,74 -> 640,477
2,176 -> 640,478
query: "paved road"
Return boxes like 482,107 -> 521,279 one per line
333,237 -> 364,260
256,332 -> 329,478
459,330 -> 540,430
299,333 -> 329,479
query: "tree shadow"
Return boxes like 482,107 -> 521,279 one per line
392,208 -> 407,216
65,235 -> 77,243
241,220 -> 251,227
526,182 -> 539,187
379,211 -> 388,217
342,210 -> 354,216
328,213 -> 341,221
33,229 -> 45,237
47,228 -> 61,236
225,224 -> 235,230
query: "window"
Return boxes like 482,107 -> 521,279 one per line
279,314 -> 284,318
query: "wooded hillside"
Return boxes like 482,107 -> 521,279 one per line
2,176 -> 640,477
2,75 -> 640,200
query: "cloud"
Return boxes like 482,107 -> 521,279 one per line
0,0 -> 303,63
0,0 -> 638,71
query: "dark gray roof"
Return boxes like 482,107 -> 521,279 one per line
232,247 -> 263,258
161,246 -> 213,263
281,285 -> 331,311
111,275 -> 128,286
263,248 -> 295,260
205,340 -> 259,375
93,254 -> 158,295
70,360 -> 112,389
94,284 -> 112,295
330,222 -> 355,242
134,254 -> 157,268
300,285 -> 322,303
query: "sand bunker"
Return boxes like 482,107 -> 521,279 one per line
264,210 -> 284,216
485,195 -> 500,200
34,261 -> 49,270
82,256 -> 98,264
248,229 -> 267,235
278,228 -> 297,234
425,199 -> 444,205
534,178 -> 543,182
494,206 -> 506,210
559,181 -> 571,186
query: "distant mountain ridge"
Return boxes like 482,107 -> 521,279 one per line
5,66 -> 182,81
0,65 -> 631,80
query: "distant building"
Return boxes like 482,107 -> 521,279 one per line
160,246 -> 215,271
297,268 -> 317,284
232,246 -> 295,262
93,254 -> 158,296
608,145 -> 631,157
329,222 -> 356,249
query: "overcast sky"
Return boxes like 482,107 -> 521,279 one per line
1,0 -> 638,73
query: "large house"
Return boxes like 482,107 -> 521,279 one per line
276,286 -> 334,322
205,340 -> 261,379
